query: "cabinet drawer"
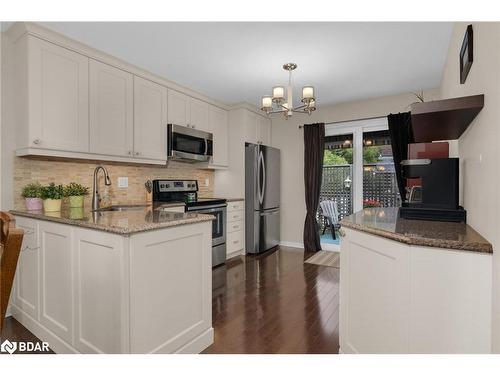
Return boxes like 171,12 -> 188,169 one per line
227,200 -> 244,212
227,230 -> 244,254
227,220 -> 244,233
227,210 -> 244,223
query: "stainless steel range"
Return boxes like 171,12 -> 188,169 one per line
152,179 -> 227,267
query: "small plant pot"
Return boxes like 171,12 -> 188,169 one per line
43,199 -> 62,212
25,197 -> 43,211
68,195 -> 84,208
68,207 -> 84,220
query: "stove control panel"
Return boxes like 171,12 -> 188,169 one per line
154,180 -> 198,193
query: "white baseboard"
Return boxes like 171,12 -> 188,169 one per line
5,304 -> 12,318
174,328 -> 214,354
280,241 -> 304,249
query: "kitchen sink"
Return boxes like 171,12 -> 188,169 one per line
94,204 -> 149,212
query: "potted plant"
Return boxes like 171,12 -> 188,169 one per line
41,183 -> 65,212
21,182 -> 43,210
64,182 -> 89,208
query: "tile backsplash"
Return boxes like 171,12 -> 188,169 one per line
13,157 -> 214,210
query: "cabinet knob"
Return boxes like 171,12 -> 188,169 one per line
33,139 -> 41,145
135,152 -> 140,156
128,151 -> 132,155
192,124 -> 196,129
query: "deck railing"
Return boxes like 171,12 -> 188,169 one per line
317,163 -> 401,230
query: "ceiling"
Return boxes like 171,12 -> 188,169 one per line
2,22 -> 453,107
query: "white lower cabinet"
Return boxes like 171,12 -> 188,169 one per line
340,228 -> 492,354
13,217 -> 40,321
73,228 -> 126,353
226,200 -> 245,259
10,217 -> 213,354
39,221 -> 73,344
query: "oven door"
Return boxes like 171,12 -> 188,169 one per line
167,124 -> 213,162
187,205 -> 226,246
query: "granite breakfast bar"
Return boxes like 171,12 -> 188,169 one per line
9,206 -> 215,354
338,207 -> 493,354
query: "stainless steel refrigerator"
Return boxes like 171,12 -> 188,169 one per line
245,143 -> 281,254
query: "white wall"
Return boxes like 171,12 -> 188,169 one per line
439,22 -> 500,353
271,89 -> 439,246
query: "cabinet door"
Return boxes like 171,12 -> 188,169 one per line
133,76 -> 168,160
190,98 -> 209,131
167,89 -> 190,126
90,59 -> 134,157
258,116 -> 272,146
28,37 -> 89,152
39,221 -> 73,344
73,228 -> 126,353
13,217 -> 40,320
209,106 -> 228,167
340,228 -> 410,353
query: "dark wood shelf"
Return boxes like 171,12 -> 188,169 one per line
411,94 -> 484,142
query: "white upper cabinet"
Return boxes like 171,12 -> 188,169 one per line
209,106 -> 228,167
244,110 -> 271,146
168,90 -> 210,132
190,98 -> 210,132
133,76 -> 168,160
90,59 -> 134,157
26,36 -> 89,152
168,90 -> 190,127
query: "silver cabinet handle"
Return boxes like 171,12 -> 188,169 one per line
33,139 -> 41,145
233,240 -> 239,244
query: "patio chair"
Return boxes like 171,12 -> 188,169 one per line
1,211 -> 24,334
320,200 -> 340,240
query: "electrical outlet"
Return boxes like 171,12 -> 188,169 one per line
118,177 -> 128,188
205,178 -> 210,187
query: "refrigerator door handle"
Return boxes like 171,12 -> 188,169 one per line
258,151 -> 265,205
259,208 -> 279,216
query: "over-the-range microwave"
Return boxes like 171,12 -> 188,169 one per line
167,124 -> 213,163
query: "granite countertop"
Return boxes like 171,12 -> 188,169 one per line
10,206 -> 214,236
340,207 -> 492,253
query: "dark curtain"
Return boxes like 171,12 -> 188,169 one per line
303,123 -> 325,252
388,112 -> 414,200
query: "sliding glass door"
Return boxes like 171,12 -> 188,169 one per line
318,117 -> 400,249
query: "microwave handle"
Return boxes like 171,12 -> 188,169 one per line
204,139 -> 208,155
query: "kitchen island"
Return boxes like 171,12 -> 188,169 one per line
339,207 -> 492,354
9,206 -> 215,354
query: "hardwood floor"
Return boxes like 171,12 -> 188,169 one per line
203,246 -> 340,354
0,316 -> 54,354
1,246 -> 339,354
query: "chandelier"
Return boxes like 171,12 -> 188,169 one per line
261,63 -> 316,119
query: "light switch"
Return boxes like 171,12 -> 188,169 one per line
118,177 -> 128,188
205,178 -> 210,187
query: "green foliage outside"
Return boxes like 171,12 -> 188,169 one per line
324,146 -> 382,165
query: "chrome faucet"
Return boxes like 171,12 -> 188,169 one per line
92,166 -> 112,211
